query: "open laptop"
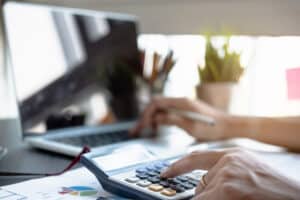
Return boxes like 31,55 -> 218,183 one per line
3,1 -> 168,156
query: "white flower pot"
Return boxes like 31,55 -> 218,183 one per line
196,82 -> 236,111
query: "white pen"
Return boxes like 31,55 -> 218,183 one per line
168,109 -> 216,126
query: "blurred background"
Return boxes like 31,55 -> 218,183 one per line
1,0 -> 300,132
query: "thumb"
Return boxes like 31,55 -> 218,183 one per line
161,150 -> 225,178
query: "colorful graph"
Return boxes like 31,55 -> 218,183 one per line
59,186 -> 98,196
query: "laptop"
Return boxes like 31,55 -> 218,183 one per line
3,1 -> 169,156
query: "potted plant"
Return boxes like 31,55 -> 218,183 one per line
196,35 -> 244,111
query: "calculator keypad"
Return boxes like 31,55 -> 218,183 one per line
122,161 -> 204,199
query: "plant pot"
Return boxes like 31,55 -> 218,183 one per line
196,82 -> 236,111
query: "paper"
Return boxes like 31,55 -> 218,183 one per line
257,152 -> 300,182
0,144 -> 152,200
0,188 -> 26,200
1,168 -> 127,200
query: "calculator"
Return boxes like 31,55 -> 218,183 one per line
80,146 -> 207,200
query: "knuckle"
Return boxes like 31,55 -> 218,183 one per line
222,153 -> 238,163
228,147 -> 247,154
222,182 -> 238,194
220,166 -> 236,181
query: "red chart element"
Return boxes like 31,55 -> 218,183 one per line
286,67 -> 300,100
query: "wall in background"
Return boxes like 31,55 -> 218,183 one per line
20,0 -> 300,35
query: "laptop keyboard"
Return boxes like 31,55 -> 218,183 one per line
50,130 -> 131,147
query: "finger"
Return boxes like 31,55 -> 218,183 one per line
130,100 -> 161,136
155,97 -> 198,111
192,190 -> 212,200
130,97 -> 190,136
154,112 -> 193,131
129,123 -> 143,137
130,97 -> 198,136
161,150 -> 226,178
194,155 -> 233,196
195,172 -> 212,195
195,179 -> 205,195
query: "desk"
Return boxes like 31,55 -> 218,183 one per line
0,127 -> 195,186
0,139 -> 300,199
0,143 -> 74,186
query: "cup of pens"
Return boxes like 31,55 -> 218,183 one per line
138,50 -> 176,95
94,49 -> 176,121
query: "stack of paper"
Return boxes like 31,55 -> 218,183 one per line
0,167 -> 126,200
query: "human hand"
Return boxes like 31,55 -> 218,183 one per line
130,97 -> 229,141
161,148 -> 300,200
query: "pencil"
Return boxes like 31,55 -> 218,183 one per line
169,109 -> 216,126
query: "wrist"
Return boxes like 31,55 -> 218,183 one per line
220,115 -> 256,139
216,114 -> 237,139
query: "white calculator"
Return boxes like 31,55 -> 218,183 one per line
81,146 -> 207,200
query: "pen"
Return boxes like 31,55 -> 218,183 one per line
168,109 -> 216,126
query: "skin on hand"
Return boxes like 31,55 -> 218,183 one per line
130,97 -> 229,141
131,97 -> 300,150
161,148 -> 300,200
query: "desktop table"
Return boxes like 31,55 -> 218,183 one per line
0,127 -> 195,186
0,143 -> 74,186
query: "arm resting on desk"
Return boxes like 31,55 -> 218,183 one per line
131,97 -> 300,151
225,116 -> 300,151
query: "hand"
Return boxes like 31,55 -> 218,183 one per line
130,97 -> 229,141
161,148 -> 300,200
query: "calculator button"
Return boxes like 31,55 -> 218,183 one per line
125,176 -> 140,183
153,168 -> 162,173
146,171 -> 159,177
188,179 -> 199,186
181,183 -> 194,190
177,176 -> 189,182
137,180 -> 151,187
161,188 -> 177,197
159,181 -> 169,187
173,178 -> 184,185
153,162 -> 166,170
136,168 -> 147,174
146,165 -> 155,171
167,178 -> 175,184
148,184 -> 164,192
136,173 -> 148,179
170,185 -> 185,193
148,177 -> 160,183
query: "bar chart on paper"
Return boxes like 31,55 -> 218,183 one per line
59,186 -> 98,196
0,188 -> 26,200
0,168 -> 130,200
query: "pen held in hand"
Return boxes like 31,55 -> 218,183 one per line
168,109 -> 216,126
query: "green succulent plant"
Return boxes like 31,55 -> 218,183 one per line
198,36 -> 244,83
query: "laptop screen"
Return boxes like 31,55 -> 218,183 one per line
3,2 -> 141,134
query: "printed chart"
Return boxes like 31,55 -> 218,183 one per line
0,188 -> 26,200
59,186 -> 98,197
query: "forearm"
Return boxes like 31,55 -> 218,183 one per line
224,116 -> 300,151
263,170 -> 300,200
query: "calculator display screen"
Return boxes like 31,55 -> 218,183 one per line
93,145 -> 156,172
